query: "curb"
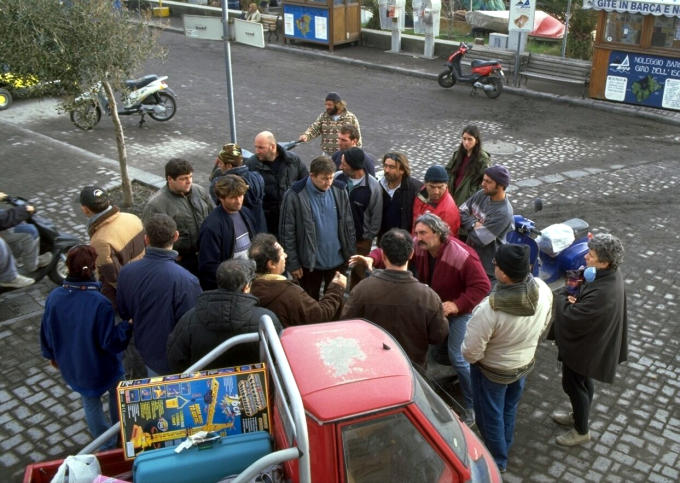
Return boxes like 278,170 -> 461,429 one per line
267,43 -> 680,127
0,119 -> 166,190
146,19 -> 680,127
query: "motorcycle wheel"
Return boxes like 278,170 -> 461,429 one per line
437,70 -> 456,88
48,246 -> 71,285
147,92 -> 176,121
482,76 -> 503,99
0,88 -> 12,110
70,100 -> 101,130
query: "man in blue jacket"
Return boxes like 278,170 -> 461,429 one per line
117,214 -> 202,377
198,174 -> 259,290
280,156 -> 356,300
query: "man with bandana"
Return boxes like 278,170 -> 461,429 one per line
298,92 -> 362,157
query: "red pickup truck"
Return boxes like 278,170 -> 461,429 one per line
25,317 -> 501,483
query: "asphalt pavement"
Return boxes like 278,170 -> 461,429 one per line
1,18 -> 679,483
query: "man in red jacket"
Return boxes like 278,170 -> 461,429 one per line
412,165 -> 460,237
354,213 -> 490,424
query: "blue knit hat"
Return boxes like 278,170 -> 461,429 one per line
424,165 -> 448,183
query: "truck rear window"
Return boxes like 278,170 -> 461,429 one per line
341,412 -> 448,482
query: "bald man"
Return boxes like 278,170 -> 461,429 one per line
246,131 -> 308,237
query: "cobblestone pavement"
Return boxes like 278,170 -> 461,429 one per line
1,29 -> 679,482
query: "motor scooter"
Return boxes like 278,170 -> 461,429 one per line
437,42 -> 505,98
506,200 -> 591,285
70,75 -> 177,130
0,196 -> 81,292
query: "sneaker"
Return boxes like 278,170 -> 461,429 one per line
37,252 -> 53,268
555,428 -> 591,446
551,409 -> 574,426
0,274 -> 35,288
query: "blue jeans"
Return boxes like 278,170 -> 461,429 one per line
81,385 -> 119,450
470,364 -> 526,470
447,313 -> 473,409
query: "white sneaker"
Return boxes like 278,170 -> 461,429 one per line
556,428 -> 591,446
37,252 -> 53,268
0,274 -> 36,288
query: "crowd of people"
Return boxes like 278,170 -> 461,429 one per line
29,92 -> 628,473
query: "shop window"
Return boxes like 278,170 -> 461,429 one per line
603,12 -> 643,45
651,16 -> 680,50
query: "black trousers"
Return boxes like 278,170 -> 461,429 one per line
562,363 -> 594,434
300,265 -> 343,301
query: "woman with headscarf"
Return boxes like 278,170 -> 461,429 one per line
40,245 -> 132,449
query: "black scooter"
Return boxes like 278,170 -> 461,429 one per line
1,196 -> 81,291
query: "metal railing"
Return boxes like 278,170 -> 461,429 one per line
79,315 -> 311,482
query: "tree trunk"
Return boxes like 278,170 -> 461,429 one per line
102,80 -> 133,207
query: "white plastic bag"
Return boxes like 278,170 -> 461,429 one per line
537,223 -> 575,257
50,454 -> 101,483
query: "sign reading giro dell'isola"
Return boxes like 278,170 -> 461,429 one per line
605,51 -> 680,109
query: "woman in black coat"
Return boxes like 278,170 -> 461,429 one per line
549,234 -> 627,447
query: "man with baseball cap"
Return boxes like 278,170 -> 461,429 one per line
412,165 -> 461,237
462,243 -> 553,472
459,164 -> 515,281
79,186 -> 145,306
210,143 -> 266,233
298,92 -> 362,156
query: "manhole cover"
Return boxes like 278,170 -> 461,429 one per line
485,140 -> 522,156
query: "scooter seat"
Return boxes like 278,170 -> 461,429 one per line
125,75 -> 159,89
471,59 -> 502,68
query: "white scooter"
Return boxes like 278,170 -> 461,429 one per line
70,74 -> 177,130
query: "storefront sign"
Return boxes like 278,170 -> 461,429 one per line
584,0 -> 680,17
283,5 -> 329,43
605,50 -> 680,110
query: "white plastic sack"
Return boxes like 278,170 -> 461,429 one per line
537,223 -> 574,257
50,454 -> 101,483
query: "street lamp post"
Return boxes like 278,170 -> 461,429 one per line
220,1 -> 238,143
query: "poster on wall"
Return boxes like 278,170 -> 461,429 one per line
283,4 -> 329,44
605,50 -> 680,110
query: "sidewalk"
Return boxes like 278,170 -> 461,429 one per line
148,13 -> 680,126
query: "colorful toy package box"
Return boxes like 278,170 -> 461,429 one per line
117,363 -> 270,459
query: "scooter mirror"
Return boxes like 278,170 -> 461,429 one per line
533,198 -> 543,212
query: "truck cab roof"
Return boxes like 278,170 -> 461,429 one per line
280,319 -> 414,423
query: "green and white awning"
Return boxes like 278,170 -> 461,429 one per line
583,0 -> 680,17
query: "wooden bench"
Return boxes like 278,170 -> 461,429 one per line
520,53 -> 591,96
261,13 -> 280,42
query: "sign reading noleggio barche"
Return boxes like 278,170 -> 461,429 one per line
605,51 -> 680,110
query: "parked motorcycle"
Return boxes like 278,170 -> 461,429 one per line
70,75 -> 177,130
506,200 -> 591,285
1,196 -> 81,291
437,42 -> 505,98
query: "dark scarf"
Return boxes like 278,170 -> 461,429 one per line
489,274 -> 540,316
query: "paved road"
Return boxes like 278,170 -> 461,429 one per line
1,30 -> 679,482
